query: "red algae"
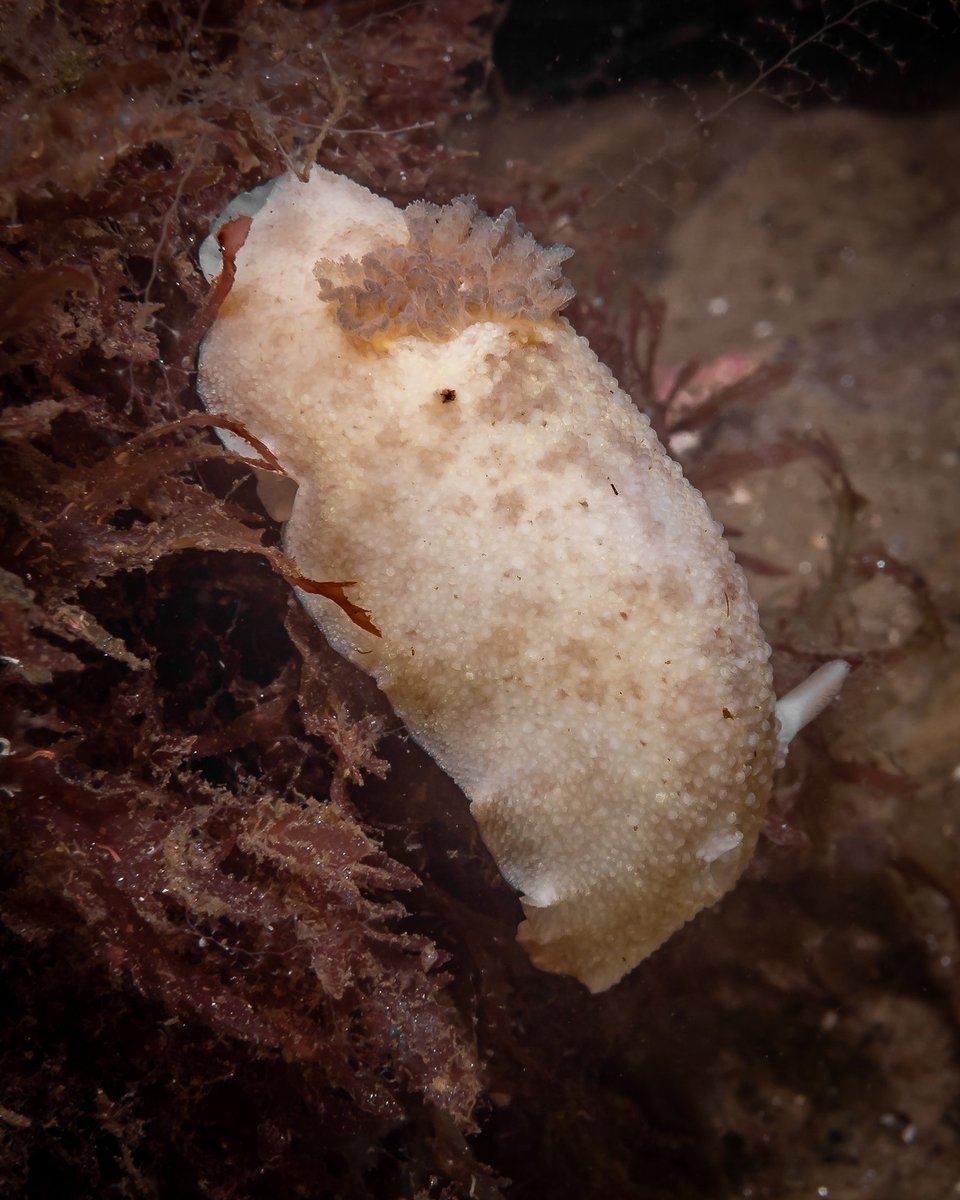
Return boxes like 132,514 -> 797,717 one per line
0,1 -> 497,1195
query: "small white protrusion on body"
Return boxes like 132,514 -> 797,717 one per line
775,659 -> 850,760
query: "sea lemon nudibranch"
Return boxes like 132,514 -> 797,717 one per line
197,167 -> 846,994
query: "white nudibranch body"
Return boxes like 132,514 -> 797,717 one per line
198,167 -> 845,993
